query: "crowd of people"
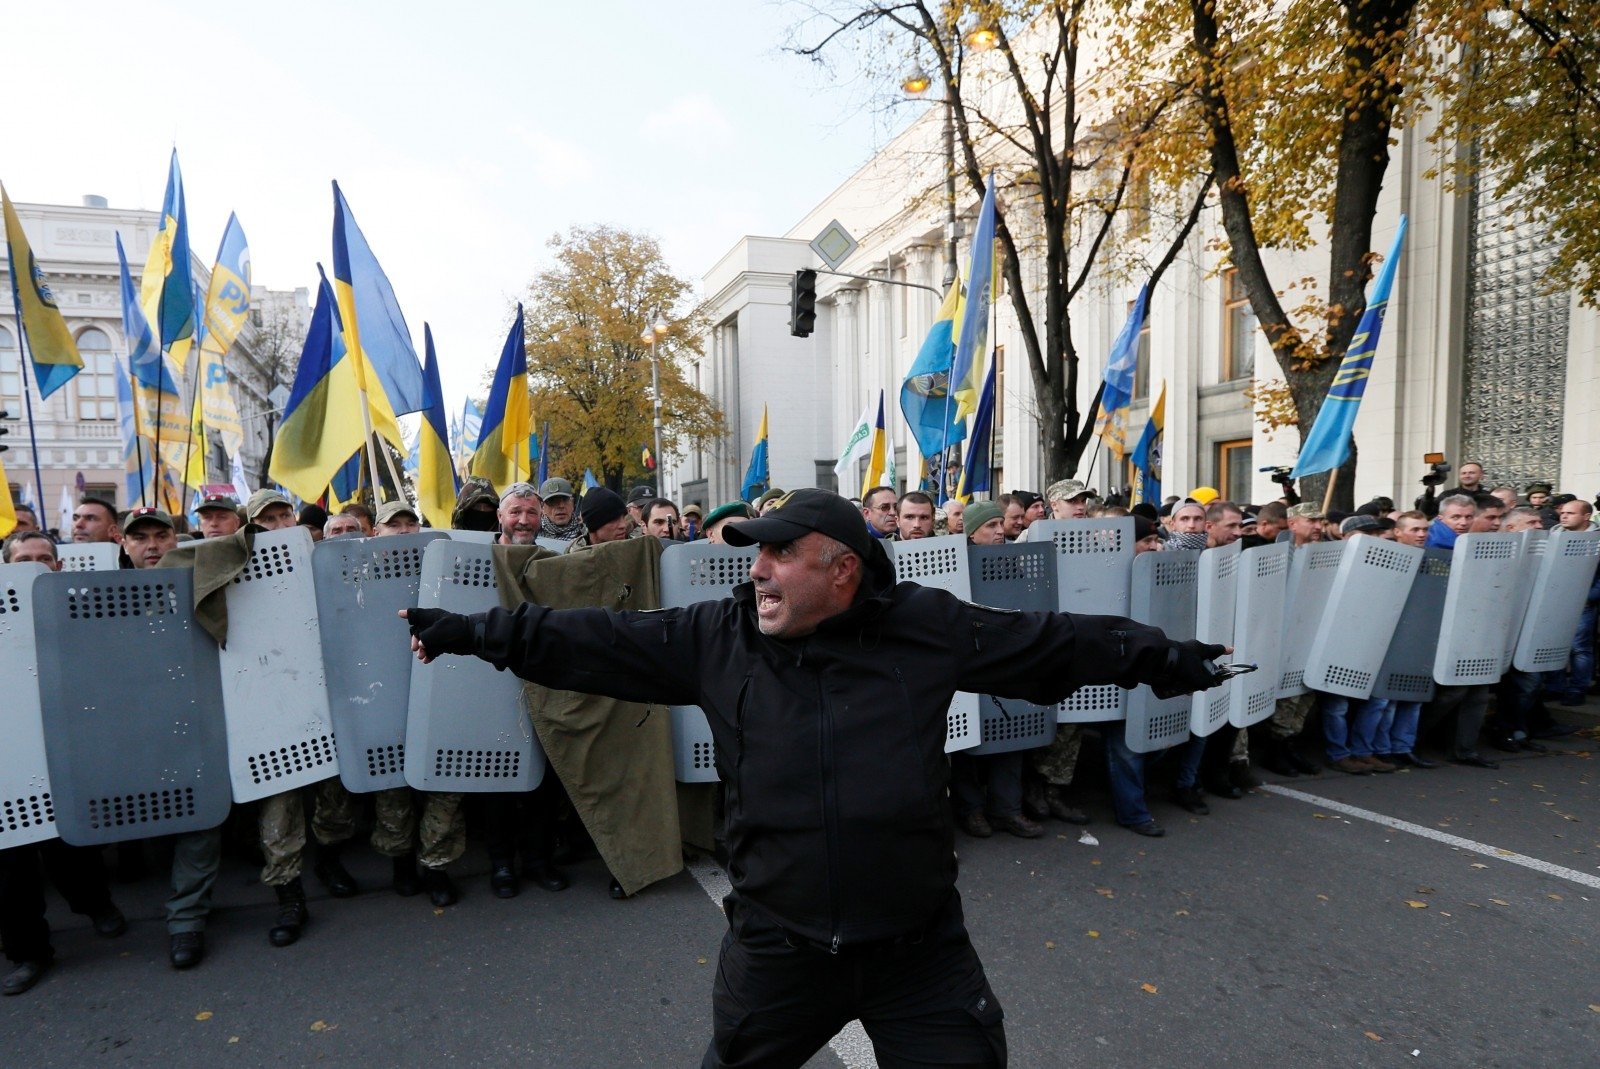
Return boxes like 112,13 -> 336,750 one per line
0,463 -> 1592,1001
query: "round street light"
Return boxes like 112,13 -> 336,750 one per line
639,328 -> 655,346
653,317 -> 669,336
902,68 -> 932,95
964,24 -> 999,52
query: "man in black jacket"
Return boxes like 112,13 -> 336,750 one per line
403,488 -> 1225,1069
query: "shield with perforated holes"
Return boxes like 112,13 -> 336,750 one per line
1514,528 -> 1600,673
1434,533 -> 1525,685
967,544 -> 1060,752
1276,542 -> 1345,698
660,542 -> 756,782
1302,537 -> 1423,699
57,543 -> 119,572
217,528 -> 340,803
1371,549 -> 1449,702
1227,543 -> 1291,727
1502,530 -> 1546,672
1124,550 -> 1198,754
1191,542 -> 1241,736
34,568 -> 232,846
0,564 -> 58,848
313,531 -> 447,792
1028,520 -> 1134,724
405,540 -> 544,792
886,535 -> 982,752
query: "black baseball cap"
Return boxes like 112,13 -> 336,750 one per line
722,488 -> 894,587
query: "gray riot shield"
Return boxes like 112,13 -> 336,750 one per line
1434,533 -> 1525,685
1027,518 -> 1134,616
1276,542 -> 1344,697
405,540 -> 545,793
313,531 -> 448,792
446,529 -> 496,544
888,535 -> 982,752
1501,530 -> 1546,672
1228,543 -> 1292,727
218,528 -> 339,804
57,543 -> 119,572
34,569 -> 231,846
659,542 -> 757,783
1371,550 -> 1450,702
535,536 -> 575,554
1303,537 -> 1423,699
1515,528 -> 1600,673
1124,550 -> 1198,754
968,544 -> 1059,753
0,564 -> 57,849
1191,542 -> 1241,736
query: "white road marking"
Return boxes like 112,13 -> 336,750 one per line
1260,784 -> 1600,890
687,857 -> 879,1069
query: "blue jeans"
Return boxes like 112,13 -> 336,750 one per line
1381,701 -> 1422,755
1360,698 -> 1396,755
1105,731 -> 1153,827
1545,602 -> 1597,697
1320,694 -> 1387,761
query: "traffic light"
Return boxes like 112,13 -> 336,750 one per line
788,269 -> 817,338
0,409 -> 10,453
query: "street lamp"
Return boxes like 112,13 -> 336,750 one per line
641,317 -> 669,494
902,67 -> 959,288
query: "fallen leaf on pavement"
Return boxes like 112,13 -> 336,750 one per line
1548,894 -> 1564,901
697,957 -> 708,965
1365,1031 -> 1383,1042
1316,894 -> 1330,901
228,1037 -> 239,1045
1045,941 -> 1056,950
194,1012 -> 213,1022
1174,909 -> 1190,916
1313,813 -> 1327,819
310,1021 -> 330,1033
1087,931 -> 1100,938
1140,983 -> 1158,994
1095,888 -> 1115,898
1589,1004 -> 1600,1014
1490,899 -> 1510,906
1405,900 -> 1428,909
1470,863 -> 1487,869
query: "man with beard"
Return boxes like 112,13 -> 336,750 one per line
496,483 -> 542,544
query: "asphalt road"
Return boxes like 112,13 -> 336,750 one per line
4,713 -> 1597,1068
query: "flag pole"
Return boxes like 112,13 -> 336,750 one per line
1320,467 -> 1339,518
8,319 -> 51,516
179,351 -> 204,496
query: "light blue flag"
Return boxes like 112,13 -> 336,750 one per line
1290,216 -> 1409,480
1093,283 -> 1150,458
582,468 -> 599,491
900,283 -> 965,457
537,421 -> 550,486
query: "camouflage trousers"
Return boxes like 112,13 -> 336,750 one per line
372,788 -> 465,870
1269,693 -> 1316,741
258,777 -> 360,888
1028,724 -> 1082,787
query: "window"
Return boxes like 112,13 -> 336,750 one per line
1131,300 -> 1151,400
1222,268 -> 1257,380
83,482 -> 118,510
0,326 -> 19,405
1216,439 -> 1253,502
74,328 -> 116,420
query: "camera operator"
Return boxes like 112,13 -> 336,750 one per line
1415,454 -> 1453,517
1259,466 -> 1300,506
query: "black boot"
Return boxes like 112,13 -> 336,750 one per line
490,858 -> 519,899
392,853 -> 421,897
422,867 -> 459,908
1258,738 -> 1300,777
313,840 -> 359,898
268,878 -> 309,947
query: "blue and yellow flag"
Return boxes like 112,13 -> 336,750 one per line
741,405 -> 770,502
117,234 -> 201,489
949,174 -> 997,421
900,282 -> 967,458
470,305 -> 529,490
0,453 -> 16,539
1130,380 -> 1166,505
1094,282 -> 1150,459
269,268 -> 372,503
2,184 -> 82,398
197,213 -> 251,456
861,389 -> 888,498
114,356 -> 157,507
139,149 -> 196,371
1290,216 -> 1409,480
955,360 -> 998,501
582,468 -> 599,491
417,324 -> 459,529
331,182 -> 424,442
537,421 -> 550,486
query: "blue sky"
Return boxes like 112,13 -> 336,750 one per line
4,0 -> 891,411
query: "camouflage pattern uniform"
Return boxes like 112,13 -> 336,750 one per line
371,788 -> 466,869
1029,724 -> 1082,787
258,778 -> 360,887
1269,693 -> 1316,740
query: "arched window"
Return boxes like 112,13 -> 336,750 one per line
0,325 -> 19,405
74,327 -> 116,420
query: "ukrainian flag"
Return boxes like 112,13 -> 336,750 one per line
0,454 -> 16,539
331,182 -> 424,447
949,174 -> 996,421
899,282 -> 966,459
1094,282 -> 1150,459
268,269 -> 372,503
138,149 -> 196,371
198,213 -> 251,456
2,185 -> 82,398
955,361 -> 997,501
470,305 -> 529,490
741,405 -> 770,502
117,234 -> 201,489
416,324 -> 459,529
861,389 -> 888,498
1291,216 -> 1408,480
1130,381 -> 1166,505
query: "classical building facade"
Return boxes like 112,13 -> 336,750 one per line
1,195 -> 306,523
671,67 -> 1598,510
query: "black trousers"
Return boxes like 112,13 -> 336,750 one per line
0,841 -> 114,963
483,775 -> 560,867
703,891 -> 1005,1069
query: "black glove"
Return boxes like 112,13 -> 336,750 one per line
405,607 -> 477,657
1149,640 -> 1230,700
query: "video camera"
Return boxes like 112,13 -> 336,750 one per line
1420,452 -> 1451,487
1259,465 -> 1294,487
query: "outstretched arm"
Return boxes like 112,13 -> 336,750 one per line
401,603 -> 702,707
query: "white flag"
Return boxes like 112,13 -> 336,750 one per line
58,483 -> 73,536
231,452 -> 252,502
833,395 -> 877,489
